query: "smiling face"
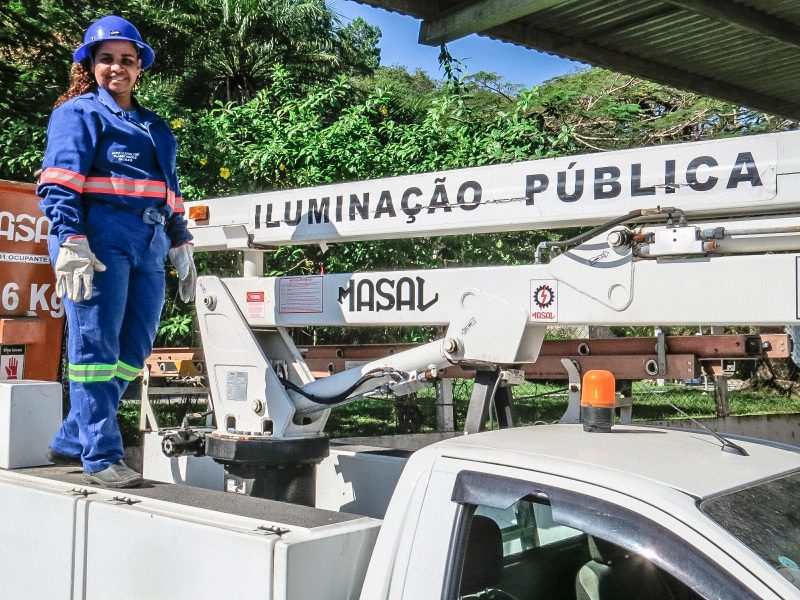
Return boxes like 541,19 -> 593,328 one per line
92,40 -> 142,109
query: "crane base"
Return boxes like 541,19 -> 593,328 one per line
206,433 -> 329,505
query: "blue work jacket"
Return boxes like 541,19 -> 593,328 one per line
37,86 -> 192,247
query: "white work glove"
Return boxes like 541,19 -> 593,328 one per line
55,237 -> 106,302
168,243 -> 197,303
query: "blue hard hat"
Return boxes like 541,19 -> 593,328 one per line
73,15 -> 155,69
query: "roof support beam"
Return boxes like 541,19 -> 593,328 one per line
419,0 -> 567,45
663,0 -> 800,49
486,21 -> 800,118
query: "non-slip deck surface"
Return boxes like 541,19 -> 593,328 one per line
15,464 -> 361,528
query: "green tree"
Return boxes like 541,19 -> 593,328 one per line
157,63 -> 568,345
0,0 -> 382,182
0,0 -> 113,118
0,0 -> 118,181
533,67 -> 796,152
4,5 -> 796,348
352,66 -> 437,124
336,15 -> 381,76
173,0 -> 381,107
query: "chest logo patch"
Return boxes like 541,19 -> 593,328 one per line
111,150 -> 140,163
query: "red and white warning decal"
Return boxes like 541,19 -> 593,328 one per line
530,280 -> 558,323
246,290 -> 265,318
0,345 -> 24,380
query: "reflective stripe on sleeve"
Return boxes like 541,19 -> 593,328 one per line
84,177 -> 167,198
39,168 -> 86,193
167,189 -> 185,213
67,363 -> 116,382
115,360 -> 142,381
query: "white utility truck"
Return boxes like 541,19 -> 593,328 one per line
1,131 -> 800,599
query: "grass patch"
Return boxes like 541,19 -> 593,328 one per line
326,380 -> 800,437
118,397 -> 208,446
116,379 -> 800,445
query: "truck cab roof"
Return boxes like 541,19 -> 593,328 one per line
431,423 -> 800,499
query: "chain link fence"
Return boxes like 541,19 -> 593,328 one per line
327,369 -> 800,438
326,327 -> 800,439
134,328 -> 799,441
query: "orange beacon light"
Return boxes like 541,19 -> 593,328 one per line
580,370 -> 616,432
188,204 -> 209,222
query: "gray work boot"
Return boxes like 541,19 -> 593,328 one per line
83,461 -> 143,488
46,446 -> 82,467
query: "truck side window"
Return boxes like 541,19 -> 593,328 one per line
458,497 -> 593,600
448,470 -> 761,600
475,499 -> 582,556
457,497 -> 703,600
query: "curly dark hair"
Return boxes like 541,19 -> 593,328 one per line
55,58 -> 97,108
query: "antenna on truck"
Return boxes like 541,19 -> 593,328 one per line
668,403 -> 749,456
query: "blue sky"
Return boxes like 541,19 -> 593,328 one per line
330,0 -> 586,88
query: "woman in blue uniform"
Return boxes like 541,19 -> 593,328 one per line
37,15 -> 196,488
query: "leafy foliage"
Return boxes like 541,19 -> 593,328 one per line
530,68 -> 796,151
0,0 -> 381,181
153,63 -> 574,345
172,0 -> 381,106
0,116 -> 45,182
158,313 -> 194,343
2,3 -> 797,349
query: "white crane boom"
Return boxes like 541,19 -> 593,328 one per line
185,132 -> 800,249
168,131 -> 800,501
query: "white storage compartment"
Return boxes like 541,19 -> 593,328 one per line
0,471 -> 82,600
2,465 -> 382,600
0,381 -> 62,468
85,499 -> 278,600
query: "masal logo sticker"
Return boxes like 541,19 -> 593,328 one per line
533,284 -> 555,308
530,280 -> 558,323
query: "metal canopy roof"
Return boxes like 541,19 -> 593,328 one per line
352,0 -> 800,120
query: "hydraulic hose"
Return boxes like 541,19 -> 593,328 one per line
278,368 -> 404,406
535,206 -> 678,262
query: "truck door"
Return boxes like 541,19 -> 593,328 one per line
440,469 -> 783,600
391,459 -> 787,600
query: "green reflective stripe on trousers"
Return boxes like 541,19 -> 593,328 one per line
67,363 -> 116,382
115,360 -> 142,381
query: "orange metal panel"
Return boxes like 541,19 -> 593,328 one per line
0,180 -> 64,381
298,336 -> 786,362
146,347 -> 204,377
0,318 -> 47,345
758,334 -> 791,358
154,332 -> 789,384
303,354 -> 698,381
538,335 -> 788,359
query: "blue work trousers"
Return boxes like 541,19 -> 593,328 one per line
49,203 -> 168,472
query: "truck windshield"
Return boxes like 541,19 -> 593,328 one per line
700,470 -> 800,589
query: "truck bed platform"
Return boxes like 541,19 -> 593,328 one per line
17,464 -> 360,527
0,462 -> 382,600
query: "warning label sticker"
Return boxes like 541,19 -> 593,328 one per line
279,276 -> 324,314
0,345 -> 24,380
0,252 -> 49,265
226,371 -> 248,402
530,280 -> 559,323
246,290 -> 265,318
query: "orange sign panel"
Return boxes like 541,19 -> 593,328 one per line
0,179 -> 64,381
